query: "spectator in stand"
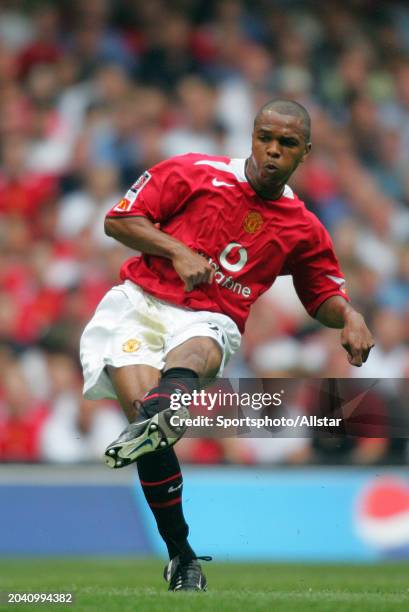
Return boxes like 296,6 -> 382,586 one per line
161,76 -> 224,157
0,135 -> 57,217
0,357 -> 49,462
17,3 -> 62,79
40,351 -> 126,463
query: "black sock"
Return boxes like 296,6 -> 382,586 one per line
137,447 -> 196,562
140,368 -> 199,419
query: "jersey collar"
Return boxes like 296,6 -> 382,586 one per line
194,157 -> 294,198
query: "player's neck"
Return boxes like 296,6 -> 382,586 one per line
244,158 -> 284,201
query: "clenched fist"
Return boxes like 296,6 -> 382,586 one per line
172,247 -> 215,292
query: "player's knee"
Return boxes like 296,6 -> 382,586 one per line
190,339 -> 222,378
187,352 -> 218,378
166,337 -> 222,379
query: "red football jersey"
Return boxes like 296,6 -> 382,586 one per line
106,153 -> 349,333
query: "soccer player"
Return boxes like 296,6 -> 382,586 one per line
80,99 -> 374,591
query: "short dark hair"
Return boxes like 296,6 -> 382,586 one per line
254,99 -> 311,141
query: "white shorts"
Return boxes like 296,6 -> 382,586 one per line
80,280 -> 241,400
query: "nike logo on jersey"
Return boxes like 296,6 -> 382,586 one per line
326,275 -> 345,285
168,483 -> 183,493
212,178 -> 235,188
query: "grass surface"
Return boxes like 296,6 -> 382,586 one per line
0,558 -> 409,611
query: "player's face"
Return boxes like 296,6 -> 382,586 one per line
248,110 -> 311,197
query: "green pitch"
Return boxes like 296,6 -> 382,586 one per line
0,559 -> 408,611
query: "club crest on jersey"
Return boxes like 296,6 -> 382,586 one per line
122,339 -> 141,353
113,171 -> 151,213
243,211 -> 263,233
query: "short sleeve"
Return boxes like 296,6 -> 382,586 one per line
105,157 -> 191,223
288,218 -> 350,317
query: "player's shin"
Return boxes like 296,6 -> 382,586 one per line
137,447 -> 196,562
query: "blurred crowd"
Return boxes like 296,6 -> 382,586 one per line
0,0 -> 408,465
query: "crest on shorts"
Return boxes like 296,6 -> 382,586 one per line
243,210 -> 263,233
122,339 -> 141,353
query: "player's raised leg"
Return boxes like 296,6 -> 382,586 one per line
104,336 -> 222,468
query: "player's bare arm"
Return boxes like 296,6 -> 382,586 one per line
105,216 -> 215,291
315,296 -> 375,367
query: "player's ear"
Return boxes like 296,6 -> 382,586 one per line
300,142 -> 311,163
